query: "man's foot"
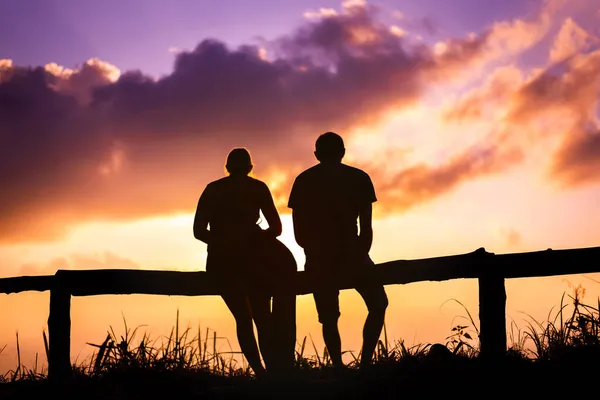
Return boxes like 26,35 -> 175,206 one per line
359,361 -> 373,370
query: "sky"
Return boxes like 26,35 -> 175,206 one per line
1,0 -> 600,374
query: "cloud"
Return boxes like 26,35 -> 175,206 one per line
3,0 -> 593,244
549,18 -> 598,63
483,2 -> 554,57
0,1 -> 500,244
389,25 -> 406,38
303,8 -> 338,19
441,8 -> 600,191
18,252 -> 142,276
499,227 -> 523,249
168,46 -> 184,54
550,123 -> 600,186
507,48 -> 600,184
443,65 -> 524,122
370,142 -> 523,214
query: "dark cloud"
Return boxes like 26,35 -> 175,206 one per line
0,3 -> 505,243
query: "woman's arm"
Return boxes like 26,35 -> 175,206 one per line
261,183 -> 282,237
193,188 -> 212,244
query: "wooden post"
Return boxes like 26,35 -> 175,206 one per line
48,273 -> 71,381
478,264 -> 506,361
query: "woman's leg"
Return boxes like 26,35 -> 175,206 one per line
248,294 -> 275,371
221,293 -> 266,377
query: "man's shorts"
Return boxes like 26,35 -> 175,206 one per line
313,283 -> 389,324
305,253 -> 389,324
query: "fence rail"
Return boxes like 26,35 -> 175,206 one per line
2,245 -> 600,381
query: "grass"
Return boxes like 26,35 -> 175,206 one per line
1,289 -> 599,398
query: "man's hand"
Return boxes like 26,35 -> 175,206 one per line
357,237 -> 371,259
194,228 -> 212,244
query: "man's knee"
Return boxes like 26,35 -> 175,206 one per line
364,287 -> 389,316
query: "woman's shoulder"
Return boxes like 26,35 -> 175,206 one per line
247,176 -> 269,188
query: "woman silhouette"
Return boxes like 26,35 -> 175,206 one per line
193,148 -> 295,376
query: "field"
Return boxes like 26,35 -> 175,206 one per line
0,290 -> 599,399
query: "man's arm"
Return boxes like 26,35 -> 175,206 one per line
357,202 -> 373,256
291,208 -> 310,249
357,172 -> 376,256
288,177 -> 309,248
261,184 -> 282,237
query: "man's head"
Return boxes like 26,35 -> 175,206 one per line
314,132 -> 345,163
225,147 -> 253,175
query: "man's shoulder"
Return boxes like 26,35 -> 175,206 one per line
341,164 -> 372,182
298,164 -> 321,176
342,163 -> 370,175
294,163 -> 372,183
293,165 -> 320,183
206,177 -> 228,189
246,176 -> 266,185
248,176 -> 270,192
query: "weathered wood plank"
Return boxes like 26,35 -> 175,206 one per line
3,246 -> 600,296
0,275 -> 54,294
497,247 -> 600,278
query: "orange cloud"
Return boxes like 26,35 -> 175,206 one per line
443,66 -> 523,122
1,2 -> 498,244
2,0 -> 593,244
550,123 -> 600,186
440,7 -> 600,192
367,143 -> 523,214
549,18 -> 597,63
303,8 -> 338,19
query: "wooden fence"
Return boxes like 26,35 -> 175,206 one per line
1,245 -> 600,381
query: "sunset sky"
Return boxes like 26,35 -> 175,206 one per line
1,0 -> 600,373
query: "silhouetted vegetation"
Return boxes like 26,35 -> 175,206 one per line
1,289 -> 599,398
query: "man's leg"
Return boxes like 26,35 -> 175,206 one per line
355,284 -> 388,367
313,290 -> 344,367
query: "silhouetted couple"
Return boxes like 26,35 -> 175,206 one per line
193,132 -> 388,377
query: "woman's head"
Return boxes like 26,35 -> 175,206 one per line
225,148 -> 253,176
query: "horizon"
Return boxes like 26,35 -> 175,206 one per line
1,0 -> 600,374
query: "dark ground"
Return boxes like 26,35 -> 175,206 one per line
1,350 -> 598,399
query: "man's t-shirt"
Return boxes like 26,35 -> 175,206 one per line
288,162 -> 377,261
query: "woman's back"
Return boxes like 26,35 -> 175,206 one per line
201,175 -> 270,240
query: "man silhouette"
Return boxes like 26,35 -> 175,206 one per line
288,132 -> 388,368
